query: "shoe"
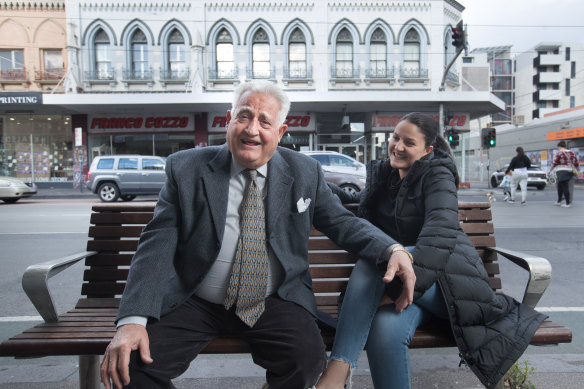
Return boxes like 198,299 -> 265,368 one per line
555,201 -> 562,206
561,203 -> 571,208
508,199 -> 515,203
521,201 -> 526,205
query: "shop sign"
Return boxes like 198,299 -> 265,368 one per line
88,114 -> 194,133
546,127 -> 584,141
372,113 -> 470,131
208,112 -> 316,133
0,92 -> 42,105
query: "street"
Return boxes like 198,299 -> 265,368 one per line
0,187 -> 583,388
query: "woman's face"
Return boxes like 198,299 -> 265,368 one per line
388,120 -> 433,179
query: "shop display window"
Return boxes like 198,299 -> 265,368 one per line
0,114 -> 73,182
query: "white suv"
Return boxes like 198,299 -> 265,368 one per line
86,155 -> 166,202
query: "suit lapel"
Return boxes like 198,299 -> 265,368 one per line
266,150 -> 293,238
202,145 -> 231,242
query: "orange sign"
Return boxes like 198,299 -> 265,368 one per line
546,127 -> 584,141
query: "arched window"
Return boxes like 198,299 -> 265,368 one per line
94,28 -> 112,79
288,28 -> 306,78
252,28 -> 270,78
335,28 -> 353,78
131,29 -> 148,78
216,28 -> 234,78
370,28 -> 386,78
168,28 -> 186,78
403,28 -> 420,75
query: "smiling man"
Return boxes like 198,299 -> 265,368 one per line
100,80 -> 415,389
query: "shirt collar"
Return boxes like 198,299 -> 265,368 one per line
230,158 -> 268,178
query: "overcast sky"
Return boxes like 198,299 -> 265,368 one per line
457,0 -> 584,54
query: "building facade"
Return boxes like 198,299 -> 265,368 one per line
515,42 -> 584,123
1,0 -> 504,187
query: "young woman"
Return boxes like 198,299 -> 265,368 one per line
504,147 -> 531,205
549,140 -> 579,208
316,113 -> 547,389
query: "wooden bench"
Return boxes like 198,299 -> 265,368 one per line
0,201 -> 572,389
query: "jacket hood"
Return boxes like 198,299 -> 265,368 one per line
404,148 -> 458,187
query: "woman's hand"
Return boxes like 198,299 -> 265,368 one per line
383,250 -> 416,312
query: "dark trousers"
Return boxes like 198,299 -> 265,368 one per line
125,295 -> 326,389
557,179 -> 571,204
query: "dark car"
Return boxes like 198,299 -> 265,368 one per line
490,164 -> 547,190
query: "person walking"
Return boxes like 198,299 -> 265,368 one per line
505,147 -> 531,205
549,140 -> 579,208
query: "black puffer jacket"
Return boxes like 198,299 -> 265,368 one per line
331,149 -> 547,389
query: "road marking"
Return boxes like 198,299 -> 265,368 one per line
0,232 -> 88,235
0,316 -> 42,322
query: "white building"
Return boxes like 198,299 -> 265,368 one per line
2,0 -> 504,186
515,42 -> 584,123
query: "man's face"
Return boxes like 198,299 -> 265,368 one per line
226,92 -> 287,169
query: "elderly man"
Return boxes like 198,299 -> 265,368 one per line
100,80 -> 416,389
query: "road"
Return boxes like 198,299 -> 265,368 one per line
0,188 -> 583,388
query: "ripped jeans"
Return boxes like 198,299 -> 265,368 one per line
329,252 -> 448,389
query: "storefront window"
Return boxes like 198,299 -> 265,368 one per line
0,114 -> 72,182
88,133 -> 194,162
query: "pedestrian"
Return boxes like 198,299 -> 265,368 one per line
315,113 -> 546,389
99,80 -> 415,389
498,171 -> 512,201
505,146 -> 531,205
549,140 -> 579,208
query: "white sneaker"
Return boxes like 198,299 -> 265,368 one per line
561,203 -> 571,208
554,201 -> 562,206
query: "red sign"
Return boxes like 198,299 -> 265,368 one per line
88,115 -> 194,134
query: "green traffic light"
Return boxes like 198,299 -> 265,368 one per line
489,139 -> 495,146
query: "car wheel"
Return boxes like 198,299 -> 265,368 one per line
340,184 -> 360,196
2,198 -> 19,204
490,176 -> 499,188
120,195 -> 136,201
98,183 -> 120,202
537,184 -> 546,190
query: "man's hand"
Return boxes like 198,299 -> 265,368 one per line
383,251 -> 416,313
100,324 -> 152,389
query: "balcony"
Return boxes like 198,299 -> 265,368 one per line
533,89 -> 561,102
34,68 -> 65,82
538,54 -> 563,66
330,66 -> 360,86
122,68 -> 154,83
246,67 -> 276,81
536,71 -> 562,84
85,70 -> 116,82
283,66 -> 313,86
159,69 -> 190,82
399,67 -> 428,80
0,68 -> 29,83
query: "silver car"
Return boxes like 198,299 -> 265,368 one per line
490,164 -> 547,190
86,155 -> 167,202
0,176 -> 38,203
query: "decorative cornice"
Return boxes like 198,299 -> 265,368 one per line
205,2 -> 314,11
0,1 -> 65,10
80,2 -> 191,11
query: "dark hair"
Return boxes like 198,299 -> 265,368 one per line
516,147 -> 524,156
398,112 -> 452,156
557,140 -> 567,148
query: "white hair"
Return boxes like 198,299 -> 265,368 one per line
232,80 -> 290,126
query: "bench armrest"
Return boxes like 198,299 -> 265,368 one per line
486,247 -> 552,309
21,251 -> 97,323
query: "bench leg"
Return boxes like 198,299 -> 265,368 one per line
79,355 -> 100,389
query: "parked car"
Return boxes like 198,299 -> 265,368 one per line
0,176 -> 37,203
300,151 -> 366,194
86,155 -> 167,202
300,150 -> 366,176
490,164 -> 547,190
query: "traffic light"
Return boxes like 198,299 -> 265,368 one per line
487,129 -> 496,147
481,128 -> 496,148
451,21 -> 465,51
446,129 -> 459,148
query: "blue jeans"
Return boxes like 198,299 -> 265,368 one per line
330,253 -> 448,389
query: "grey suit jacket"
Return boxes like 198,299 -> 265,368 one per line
117,145 -> 398,322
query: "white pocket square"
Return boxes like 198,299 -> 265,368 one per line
296,197 -> 311,213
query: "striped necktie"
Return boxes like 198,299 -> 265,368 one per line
224,169 -> 269,327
